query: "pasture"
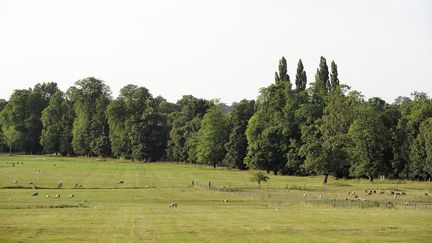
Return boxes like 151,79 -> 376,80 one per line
0,155 -> 431,242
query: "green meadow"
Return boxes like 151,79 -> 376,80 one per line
1,155 -> 431,242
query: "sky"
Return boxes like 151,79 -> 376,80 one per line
0,0 -> 431,104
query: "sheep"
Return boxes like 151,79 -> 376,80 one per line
31,192 -> 38,196
401,192 -> 407,196
118,180 -> 124,184
390,191 -> 395,195
319,195 -> 323,199
424,192 -> 429,196
46,195 -> 50,198
348,191 -> 351,195
303,193 -> 307,198
55,194 -> 61,199
373,190 -> 376,194
379,190 -> 385,194
74,183 -> 79,188
13,180 -> 18,184
57,182 -> 63,188
169,202 -> 178,208
32,185 -> 37,190
69,194 -> 74,199
28,182 -> 33,185
367,191 -> 372,195
223,199 -> 229,203
353,195 -> 359,199
78,184 -> 83,188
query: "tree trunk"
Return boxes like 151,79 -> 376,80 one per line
213,162 -> 216,169
258,182 -> 260,189
273,169 -> 278,175
323,174 -> 329,184
369,176 -> 374,182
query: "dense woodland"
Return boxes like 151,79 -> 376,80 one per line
0,56 -> 431,182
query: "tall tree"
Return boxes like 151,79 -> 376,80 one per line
329,60 -> 339,91
295,59 -> 307,91
223,99 -> 255,169
348,103 -> 387,181
196,105 -> 230,168
71,77 -> 111,156
302,87 -> 360,183
409,118 -> 432,180
40,92 -> 67,154
107,84 -> 169,161
275,56 -> 290,83
165,95 -> 211,162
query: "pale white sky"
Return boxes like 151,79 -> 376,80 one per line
0,0 -> 431,103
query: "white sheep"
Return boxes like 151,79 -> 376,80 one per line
69,194 -> 74,199
55,194 -> 61,199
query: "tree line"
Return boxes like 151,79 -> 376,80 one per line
0,56 -> 431,182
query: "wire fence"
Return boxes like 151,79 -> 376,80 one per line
191,180 -> 432,211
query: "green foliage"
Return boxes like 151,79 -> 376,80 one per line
223,99 -> 255,169
106,84 -> 168,161
295,59 -> 307,91
71,77 -> 111,156
329,60 -> 339,91
165,95 -> 211,162
348,103 -> 388,181
249,171 -> 269,188
0,83 -> 58,154
196,105 -> 230,167
40,92 -> 69,154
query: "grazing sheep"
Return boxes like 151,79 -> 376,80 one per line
354,195 -> 359,199
32,185 -> 37,190
319,195 -> 323,199
57,182 -> 63,188
373,190 -> 376,194
367,191 -> 372,195
169,202 -> 178,208
74,183 -> 79,188
401,192 -> 407,196
223,199 -> 229,203
69,194 -> 74,199
348,191 -> 351,195
55,194 -> 61,199
13,180 -> 18,184
28,182 -> 33,185
221,186 -> 225,190
118,180 -> 124,184
303,193 -> 307,197
390,191 -> 395,195
424,192 -> 429,196
46,195 -> 50,198
379,190 -> 385,194
32,192 -> 38,196
394,194 -> 398,198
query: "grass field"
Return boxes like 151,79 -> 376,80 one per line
1,155 -> 432,242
